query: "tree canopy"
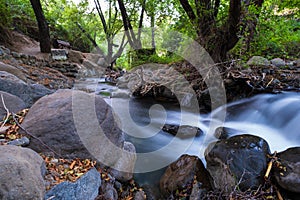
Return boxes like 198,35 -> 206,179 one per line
0,0 -> 299,65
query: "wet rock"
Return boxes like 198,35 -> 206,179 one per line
0,61 -> 27,81
22,89 -> 125,166
214,127 -> 245,139
247,56 -> 270,66
0,91 -> 26,119
274,147 -> 300,193
0,74 -> 53,107
271,58 -> 286,68
160,154 -> 212,196
162,124 -> 203,139
7,136 -> 30,146
0,145 -> 46,200
111,89 -> 131,98
45,167 -> 101,200
110,141 -> 137,182
99,182 -> 118,200
205,134 -> 270,193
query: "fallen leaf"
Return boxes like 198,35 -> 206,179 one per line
0,126 -> 9,134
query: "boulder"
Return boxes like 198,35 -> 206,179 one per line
160,154 -> 212,196
274,147 -> 300,193
247,56 -> 270,66
82,59 -> 105,77
0,91 -> 27,119
45,167 -> 101,200
205,134 -> 270,193
0,145 -> 46,200
22,89 -> 125,166
0,61 -> 26,81
0,70 -> 26,84
0,73 -> 53,107
110,141 -> 136,181
162,124 -> 203,139
68,49 -> 84,64
270,58 -> 286,68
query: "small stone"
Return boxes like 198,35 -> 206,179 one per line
270,58 -> 286,68
51,49 -> 68,61
11,51 -> 21,58
100,182 -> 118,200
7,136 -> 30,146
247,56 -> 270,66
134,190 -> 146,200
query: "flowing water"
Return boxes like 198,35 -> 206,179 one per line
74,78 -> 300,186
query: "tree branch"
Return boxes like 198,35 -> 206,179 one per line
179,0 -> 196,22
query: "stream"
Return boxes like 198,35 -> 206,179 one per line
74,78 -> 300,186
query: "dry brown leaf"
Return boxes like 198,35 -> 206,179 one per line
0,126 -> 9,134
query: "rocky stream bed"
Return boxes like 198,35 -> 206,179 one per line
0,45 -> 299,200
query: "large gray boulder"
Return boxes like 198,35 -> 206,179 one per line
45,167 -> 101,200
160,154 -> 212,197
0,91 -> 27,119
22,89 -> 126,167
0,72 -> 53,107
0,61 -> 26,81
0,145 -> 46,200
274,147 -> 300,193
205,134 -> 270,193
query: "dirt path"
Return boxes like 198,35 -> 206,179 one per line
7,31 -> 49,60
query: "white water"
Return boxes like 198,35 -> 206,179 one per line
74,79 -> 300,184
75,78 -> 300,158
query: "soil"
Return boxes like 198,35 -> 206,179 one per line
1,29 -> 49,60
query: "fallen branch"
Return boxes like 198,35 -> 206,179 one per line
0,94 -> 10,128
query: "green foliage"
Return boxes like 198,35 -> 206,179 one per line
231,0 -> 300,60
43,0 -> 98,52
119,48 -> 182,70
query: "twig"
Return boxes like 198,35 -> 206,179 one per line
0,94 -> 10,128
264,151 -> 277,180
276,187 -> 284,200
12,113 -> 63,158
266,78 -> 274,88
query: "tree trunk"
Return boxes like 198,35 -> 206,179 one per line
29,0 -> 51,53
179,0 -> 263,62
151,14 -> 156,49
